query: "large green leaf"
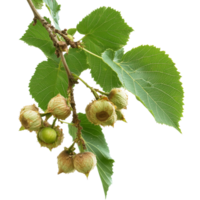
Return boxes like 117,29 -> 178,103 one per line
68,113 -> 114,197
77,7 -> 133,91
82,38 -> 123,92
102,46 -> 184,132
85,51 -> 122,92
43,0 -> 61,30
29,59 -> 68,111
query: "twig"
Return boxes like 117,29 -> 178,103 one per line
27,0 -> 59,48
60,53 -> 72,78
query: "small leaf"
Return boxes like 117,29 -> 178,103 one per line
17,125 -> 25,132
43,0 -> 63,30
67,27 -> 77,36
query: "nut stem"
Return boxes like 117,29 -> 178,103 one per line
72,73 -> 99,99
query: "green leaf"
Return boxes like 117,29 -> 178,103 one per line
20,18 -> 88,76
77,7 -> 133,52
68,113 -> 114,197
67,28 -> 77,36
102,46 -> 184,132
77,7 -> 132,92
20,18 -> 58,62
85,51 -> 123,92
43,0 -> 61,30
65,48 -> 89,76
31,0 -> 43,9
17,125 -> 25,132
29,59 -> 68,111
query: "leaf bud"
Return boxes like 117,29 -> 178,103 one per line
67,34 -> 74,41
47,94 -> 71,120
85,98 -> 117,126
19,110 -> 42,132
108,88 -> 128,110
73,152 -> 97,177
57,150 -> 75,174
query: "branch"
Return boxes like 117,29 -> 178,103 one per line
27,0 -> 86,150
55,29 -> 80,48
27,0 -> 78,83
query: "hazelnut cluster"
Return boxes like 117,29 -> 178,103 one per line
19,94 -> 71,150
86,88 -> 128,126
18,89 -> 126,177
57,151 -> 97,177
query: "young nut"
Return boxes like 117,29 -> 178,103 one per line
67,34 -> 74,41
85,98 -> 117,127
108,88 -> 128,110
38,127 -> 57,144
19,110 -> 42,132
57,150 -> 75,174
73,152 -> 97,177
37,124 -> 64,151
47,94 -> 71,120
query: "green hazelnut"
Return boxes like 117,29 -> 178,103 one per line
38,127 -> 57,144
34,121 -> 67,153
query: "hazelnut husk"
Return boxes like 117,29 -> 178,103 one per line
108,88 -> 128,110
37,123 -> 64,151
57,150 -> 75,174
19,110 -> 42,132
85,98 -> 117,127
47,94 -> 71,120
73,152 -> 97,177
